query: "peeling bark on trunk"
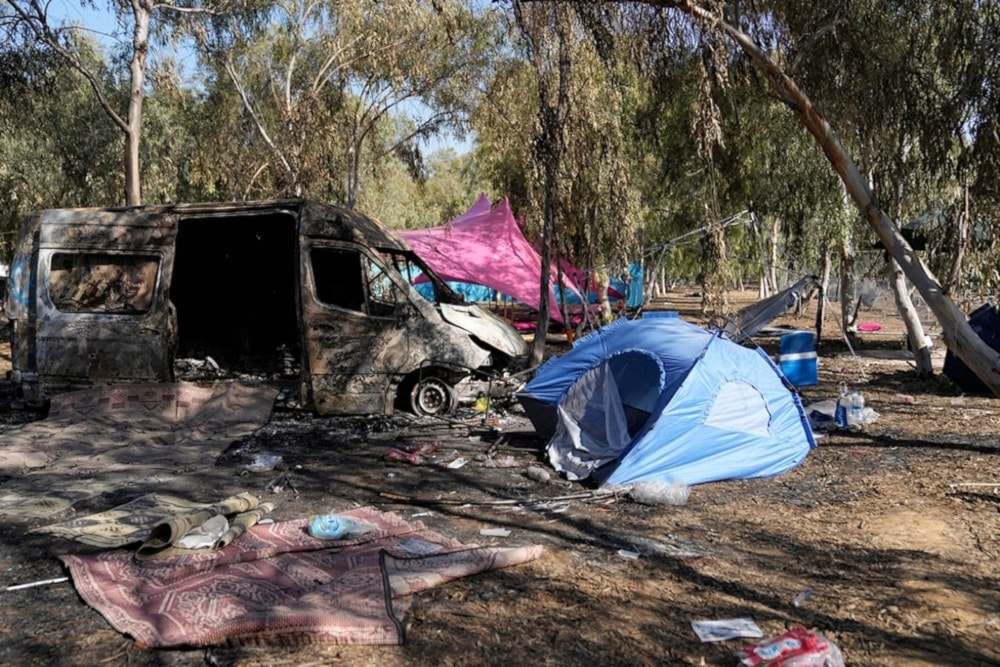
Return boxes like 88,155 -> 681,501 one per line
124,2 -> 150,207
945,188 -> 970,296
839,239 -> 857,334
888,258 -> 934,375
815,243 -> 831,342
768,216 -> 779,296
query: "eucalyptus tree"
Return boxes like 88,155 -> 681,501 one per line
197,0 -> 499,208
477,2 -> 646,360
613,0 -> 1000,394
0,38 -> 125,255
1,0 -> 229,206
731,1 -> 998,374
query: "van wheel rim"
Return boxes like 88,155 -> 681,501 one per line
411,377 -> 454,416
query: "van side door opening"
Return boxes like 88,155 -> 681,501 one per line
171,213 -> 299,376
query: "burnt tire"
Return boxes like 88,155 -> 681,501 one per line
409,376 -> 455,416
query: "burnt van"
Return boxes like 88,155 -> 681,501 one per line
3,199 -> 529,415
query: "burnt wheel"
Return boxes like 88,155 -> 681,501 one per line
410,376 -> 455,416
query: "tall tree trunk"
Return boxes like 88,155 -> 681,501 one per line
944,184 -> 970,297
523,2 -> 571,367
768,216 -> 780,295
887,161 -> 933,375
889,258 -> 933,375
839,235 -> 857,333
815,242 -> 831,342
124,2 -> 150,206
700,212 -> 728,316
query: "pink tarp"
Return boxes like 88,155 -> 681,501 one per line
401,195 -> 579,323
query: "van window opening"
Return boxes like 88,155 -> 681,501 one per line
171,213 -> 299,376
309,246 -> 401,317
380,250 -> 464,305
49,252 -> 158,314
311,247 -> 365,311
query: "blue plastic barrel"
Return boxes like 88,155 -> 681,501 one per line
779,331 -> 817,386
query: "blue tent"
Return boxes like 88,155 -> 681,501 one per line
517,315 -> 816,487
943,303 -> 1000,393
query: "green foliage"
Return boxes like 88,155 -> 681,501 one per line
0,37 -> 124,261
2,0 -> 998,301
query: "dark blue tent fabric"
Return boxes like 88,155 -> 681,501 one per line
943,303 -> 1000,393
517,316 -> 816,487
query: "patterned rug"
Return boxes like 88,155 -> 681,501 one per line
61,507 -> 545,647
0,382 -> 278,520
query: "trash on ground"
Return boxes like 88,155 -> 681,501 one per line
308,513 -> 376,540
244,453 -> 283,472
526,465 -> 551,483
791,588 -> 813,607
175,514 -> 229,549
625,480 -> 690,506
4,576 -> 70,592
402,441 -> 440,455
385,448 -> 426,465
479,527 -> 511,537
690,617 -> 764,642
737,627 -> 845,666
481,454 -> 519,468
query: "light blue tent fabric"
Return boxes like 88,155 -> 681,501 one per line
625,262 -> 644,309
414,280 -> 497,303
516,316 -> 816,487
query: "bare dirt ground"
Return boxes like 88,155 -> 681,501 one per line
1,290 -> 999,667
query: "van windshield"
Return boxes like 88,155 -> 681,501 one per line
380,250 -> 464,305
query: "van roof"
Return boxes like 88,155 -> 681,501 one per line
28,198 -> 409,252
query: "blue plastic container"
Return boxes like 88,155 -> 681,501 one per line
779,331 -> 817,386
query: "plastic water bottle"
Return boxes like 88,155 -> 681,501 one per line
848,391 -> 865,426
308,514 -> 375,540
834,386 -> 850,428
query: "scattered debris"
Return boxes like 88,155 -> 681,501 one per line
4,577 -> 69,592
691,617 -> 764,643
791,588 -> 814,607
385,448 -> 427,465
622,480 -> 690,506
243,453 -> 283,473
737,627 -> 845,666
479,527 -> 511,538
526,465 -> 551,483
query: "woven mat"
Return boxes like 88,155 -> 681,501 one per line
61,507 -> 545,648
0,382 -> 278,520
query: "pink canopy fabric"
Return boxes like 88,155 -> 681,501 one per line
401,195 -> 578,323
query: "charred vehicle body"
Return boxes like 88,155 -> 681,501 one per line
3,199 -> 529,416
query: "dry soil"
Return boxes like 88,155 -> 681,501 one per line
0,291 -> 998,667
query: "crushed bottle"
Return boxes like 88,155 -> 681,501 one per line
308,513 -> 376,540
